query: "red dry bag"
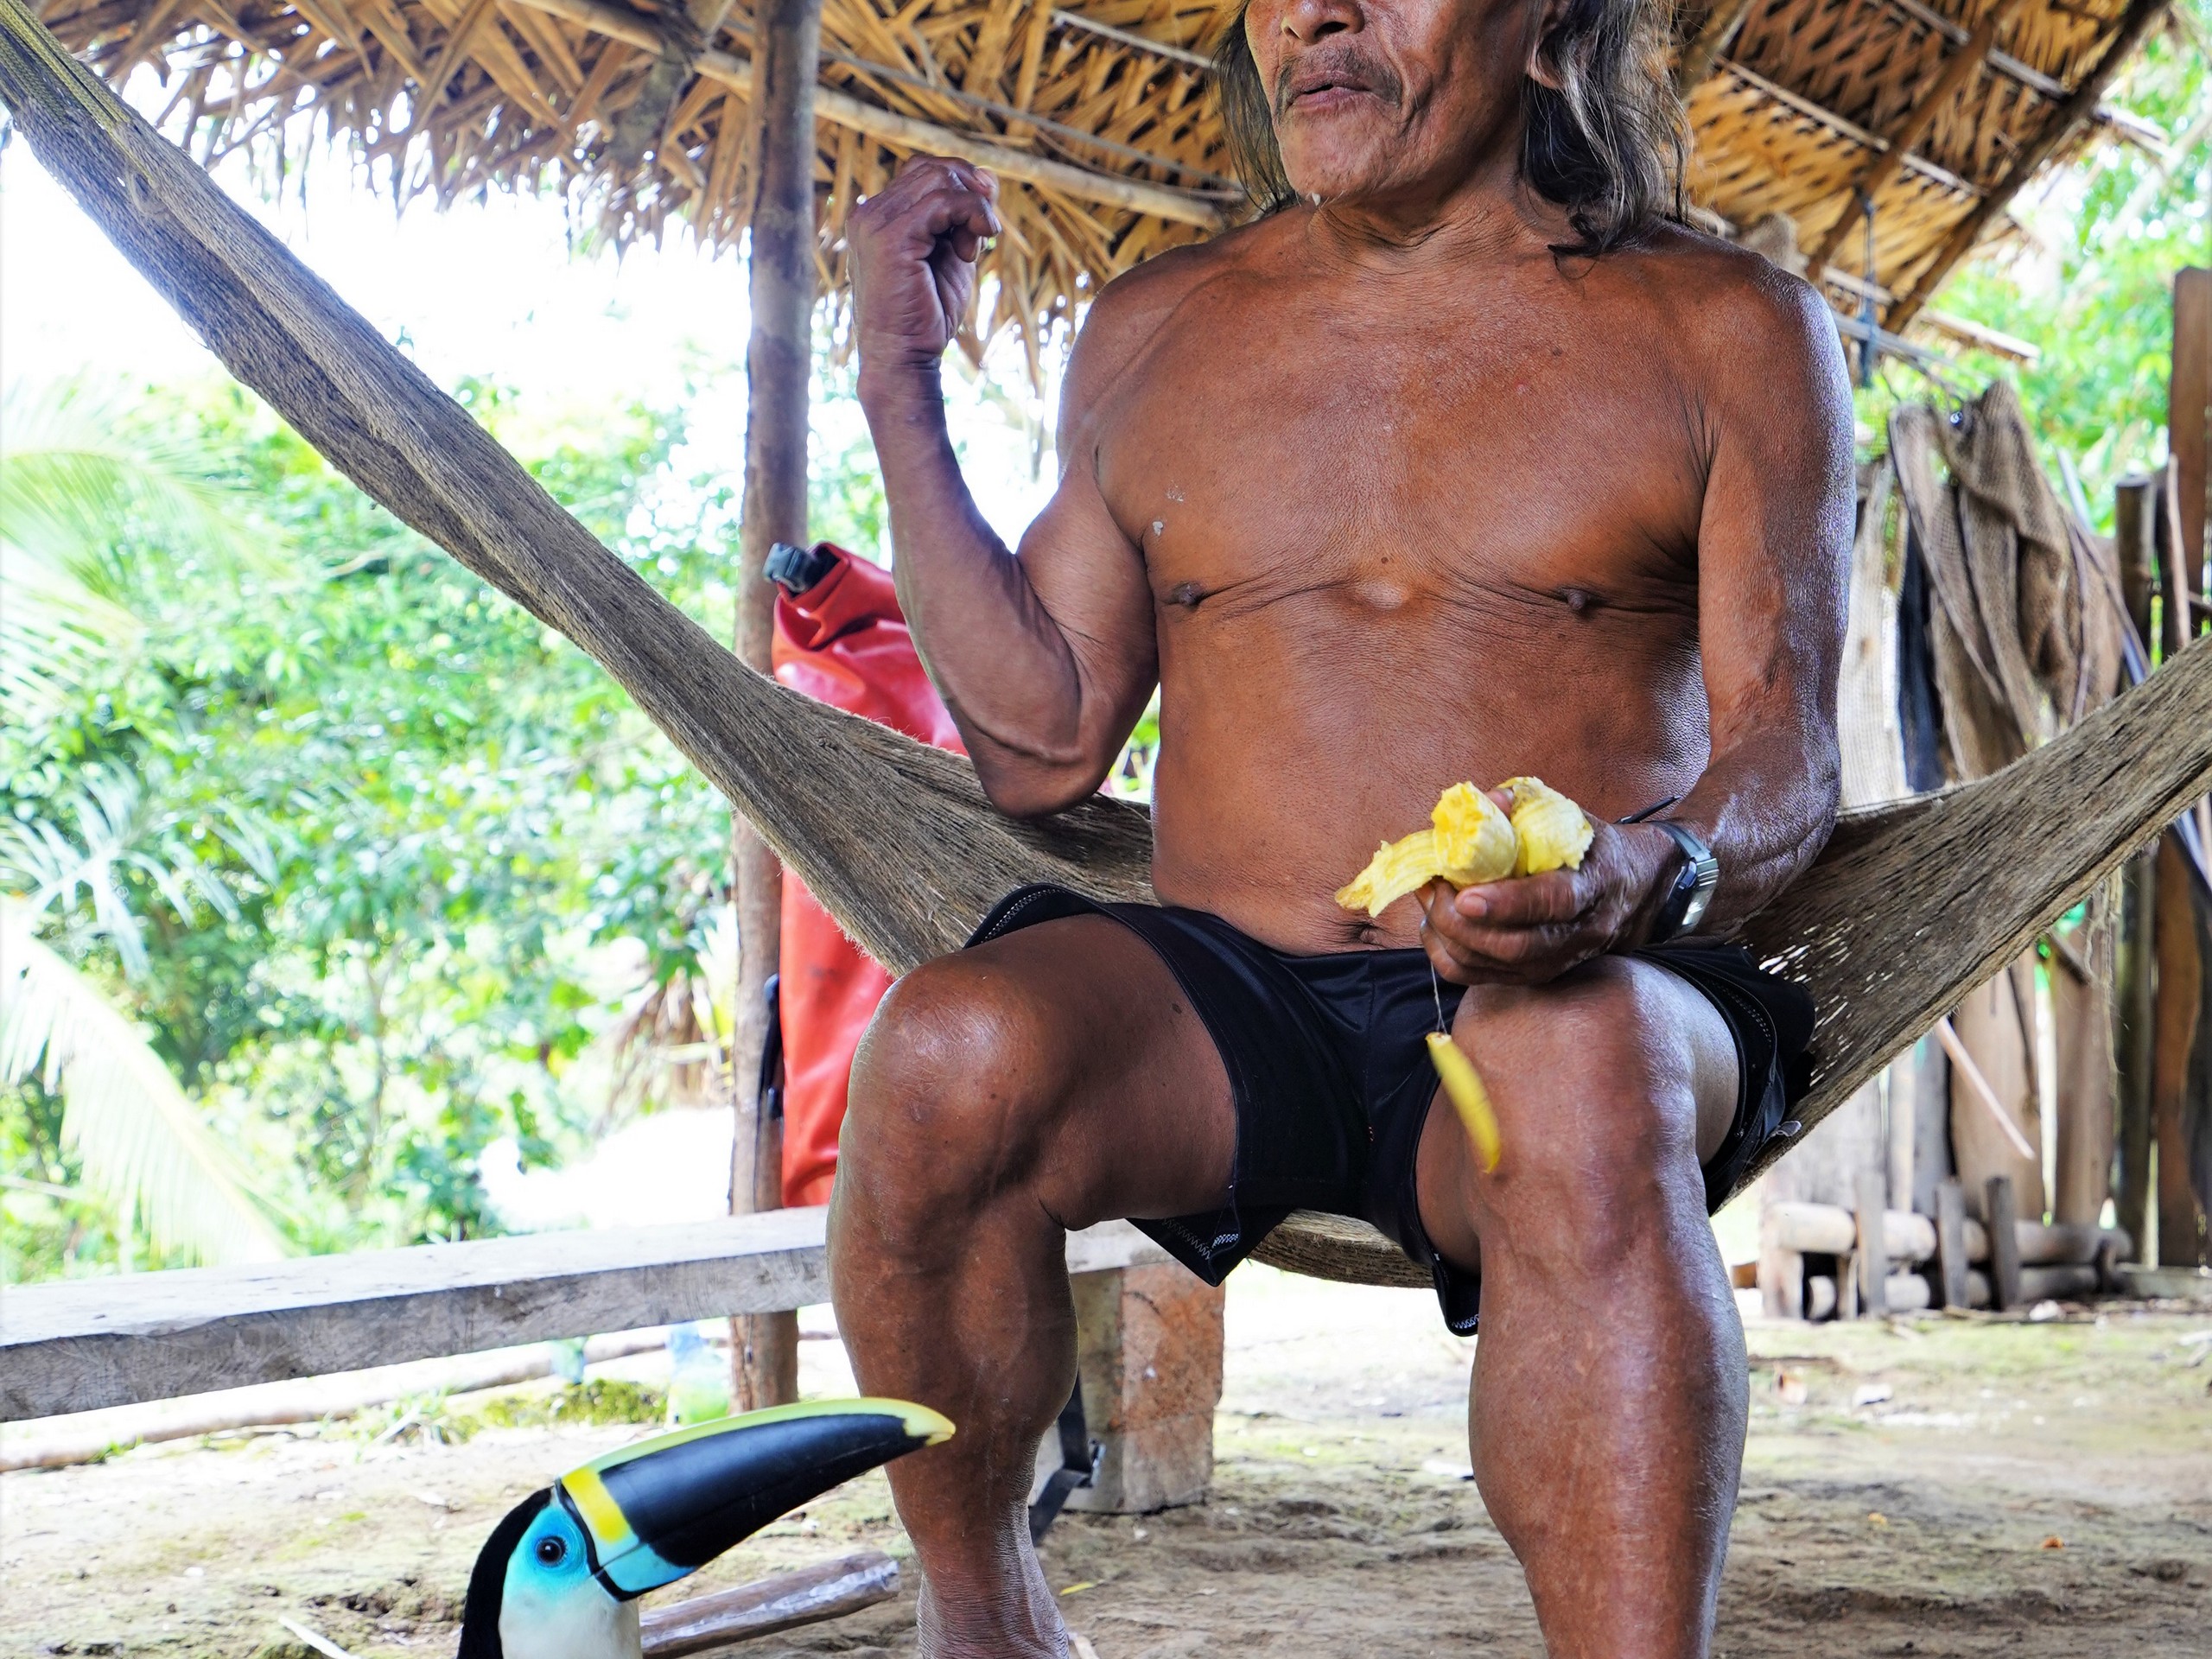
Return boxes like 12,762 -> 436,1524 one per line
770,544 -> 963,1206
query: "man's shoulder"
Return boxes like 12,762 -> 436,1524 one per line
1065,219 -> 1282,397
1603,222 -> 1840,364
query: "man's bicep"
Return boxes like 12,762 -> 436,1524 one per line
1693,278 -> 1856,748
1014,456 -> 1160,759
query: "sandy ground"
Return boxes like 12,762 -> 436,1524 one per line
4,1268 -> 2209,1658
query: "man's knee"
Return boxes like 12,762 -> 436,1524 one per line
1451,959 -> 1708,1268
841,953 -> 1060,1224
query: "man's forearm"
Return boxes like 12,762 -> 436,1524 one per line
860,368 -> 1094,803
1667,724 -> 1840,937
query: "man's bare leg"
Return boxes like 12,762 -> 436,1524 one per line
1417,957 -> 1747,1659
828,916 -> 1235,1658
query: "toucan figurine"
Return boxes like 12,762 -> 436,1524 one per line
456,1398 -> 952,1659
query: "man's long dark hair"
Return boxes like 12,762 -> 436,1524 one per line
1211,0 -> 1688,256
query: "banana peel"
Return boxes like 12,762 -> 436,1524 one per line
1426,1032 -> 1502,1173
1334,777 -> 1592,920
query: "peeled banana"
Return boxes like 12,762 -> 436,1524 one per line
1501,776 -> 1595,877
1426,1031 -> 1502,1173
1334,778 -> 1592,920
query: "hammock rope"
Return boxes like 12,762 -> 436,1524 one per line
5,0 -> 2209,1288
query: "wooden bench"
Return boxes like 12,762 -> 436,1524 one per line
0,1205 -> 1170,1422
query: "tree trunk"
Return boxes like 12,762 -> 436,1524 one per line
728,0 -> 822,1411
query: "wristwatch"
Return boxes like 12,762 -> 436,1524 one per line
1649,820 -> 1719,944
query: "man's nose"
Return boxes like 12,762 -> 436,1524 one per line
1278,0 -> 1363,43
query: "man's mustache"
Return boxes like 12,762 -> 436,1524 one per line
1273,47 -> 1406,117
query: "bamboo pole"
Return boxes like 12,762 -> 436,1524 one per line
728,0 -> 818,1412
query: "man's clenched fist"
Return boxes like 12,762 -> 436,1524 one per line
849,156 -> 1002,380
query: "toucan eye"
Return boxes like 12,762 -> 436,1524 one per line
536,1535 -> 568,1566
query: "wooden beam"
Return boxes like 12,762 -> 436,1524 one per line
504,0 -> 1228,229
1676,0 -> 1758,95
1804,0 -> 2030,273
0,1208 -> 1169,1421
1048,7 -> 1211,73
1717,56 -> 1982,200
1886,0 -> 2172,334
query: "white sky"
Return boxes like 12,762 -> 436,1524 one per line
0,123 -> 1060,545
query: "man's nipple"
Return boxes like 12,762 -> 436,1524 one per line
1559,586 -> 1602,615
1168,580 -> 1206,608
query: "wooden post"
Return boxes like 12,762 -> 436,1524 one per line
2173,270 -> 2209,624
1854,1167 -> 1889,1316
2051,893 -> 2118,1226
2152,835 -> 2209,1266
1885,1055 -> 1916,1211
2113,475 -> 2157,647
1985,1174 -> 2022,1310
1934,1178 -> 1972,1307
728,0 -> 822,1411
2117,850 -> 2158,1259
1064,1265 -> 1224,1513
1910,1033 -> 1953,1216
2158,467 -> 2190,664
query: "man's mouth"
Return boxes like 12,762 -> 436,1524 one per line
1275,56 -> 1400,117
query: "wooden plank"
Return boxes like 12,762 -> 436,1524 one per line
2175,269 -> 2210,626
640,1551 -> 897,1656
1985,1173 -> 2023,1310
0,1208 -> 1166,1421
1935,1178 -> 1971,1308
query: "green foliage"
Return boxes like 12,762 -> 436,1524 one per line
459,1376 -> 669,1432
2,376 -> 738,1276
1855,1 -> 2211,518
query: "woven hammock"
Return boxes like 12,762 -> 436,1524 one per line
6,0 -> 2209,1291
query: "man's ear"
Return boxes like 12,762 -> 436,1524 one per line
1523,0 -> 1573,89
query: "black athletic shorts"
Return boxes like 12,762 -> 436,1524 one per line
967,882 -> 1815,1334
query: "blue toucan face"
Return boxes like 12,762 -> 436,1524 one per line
457,1399 -> 953,1659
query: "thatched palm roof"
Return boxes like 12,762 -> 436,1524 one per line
35,0 -> 2172,368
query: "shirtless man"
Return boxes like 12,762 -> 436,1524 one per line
829,0 -> 1853,1650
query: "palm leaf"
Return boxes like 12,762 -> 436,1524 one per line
1,899 -> 289,1265
0,375 -> 297,723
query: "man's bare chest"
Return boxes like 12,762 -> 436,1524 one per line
1093,316 -> 1707,620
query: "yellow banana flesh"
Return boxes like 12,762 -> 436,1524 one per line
1333,779 -> 1589,919
1426,1032 -> 1502,1173
1502,775 -> 1594,877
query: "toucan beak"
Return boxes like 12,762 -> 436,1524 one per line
559,1398 -> 953,1599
